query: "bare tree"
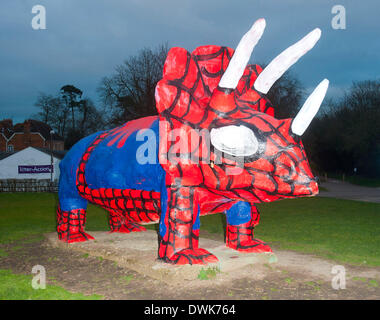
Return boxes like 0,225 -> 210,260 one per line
52,97 -> 69,137
303,79 -> 380,176
98,43 -> 169,126
34,92 -> 55,123
34,93 -> 69,137
265,69 -> 305,119
34,91 -> 104,146
77,98 -> 104,136
60,85 -> 83,131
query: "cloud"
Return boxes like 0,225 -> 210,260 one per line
0,0 -> 379,123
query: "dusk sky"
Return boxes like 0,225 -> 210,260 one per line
1,0 -> 379,123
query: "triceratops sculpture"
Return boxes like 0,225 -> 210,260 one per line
57,19 -> 329,265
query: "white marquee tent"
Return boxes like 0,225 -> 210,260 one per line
0,147 -> 65,181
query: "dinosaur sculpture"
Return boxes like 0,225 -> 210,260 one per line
57,19 -> 329,265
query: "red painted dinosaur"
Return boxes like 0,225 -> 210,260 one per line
57,19 -> 329,265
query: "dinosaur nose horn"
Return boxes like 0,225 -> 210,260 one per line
218,18 -> 266,89
291,79 -> 329,136
254,28 -> 321,94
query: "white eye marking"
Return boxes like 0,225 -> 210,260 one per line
210,125 -> 258,157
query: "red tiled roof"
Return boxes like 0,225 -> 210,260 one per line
3,119 -> 63,141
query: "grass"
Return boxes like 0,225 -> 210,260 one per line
1,193 -> 380,269
0,193 -> 108,244
0,249 -> 8,258
197,266 -> 220,280
368,279 -> 379,288
325,173 -> 380,188
346,176 -> 380,188
198,197 -> 380,267
0,269 -> 102,300
121,274 -> 134,285
255,198 -> 380,266
0,193 -> 108,300
305,281 -> 321,291
351,277 -> 379,288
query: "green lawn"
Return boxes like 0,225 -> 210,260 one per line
199,198 -> 380,267
324,173 -> 380,188
259,197 -> 380,266
1,193 -> 380,268
0,269 -> 101,300
0,193 -> 109,244
0,193 -> 107,300
346,175 -> 380,188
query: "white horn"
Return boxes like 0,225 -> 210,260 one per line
218,18 -> 266,89
254,28 -> 322,94
291,79 -> 329,136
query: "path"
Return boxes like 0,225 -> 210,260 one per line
319,179 -> 380,203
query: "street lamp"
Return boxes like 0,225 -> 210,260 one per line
50,130 -> 54,183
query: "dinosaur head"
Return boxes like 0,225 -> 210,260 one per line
156,19 -> 328,203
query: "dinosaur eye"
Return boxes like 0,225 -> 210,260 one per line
210,125 -> 258,157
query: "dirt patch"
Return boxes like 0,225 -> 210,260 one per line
44,230 -> 277,285
1,233 -> 380,300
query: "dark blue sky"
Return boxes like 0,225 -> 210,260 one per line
1,0 -> 379,122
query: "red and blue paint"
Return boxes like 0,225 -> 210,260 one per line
57,41 -> 320,265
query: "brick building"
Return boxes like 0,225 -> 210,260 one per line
0,119 -> 64,152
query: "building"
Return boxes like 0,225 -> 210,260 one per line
0,119 -> 64,153
0,146 -> 65,181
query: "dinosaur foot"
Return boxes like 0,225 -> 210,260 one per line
166,248 -> 219,265
227,238 -> 272,253
110,222 -> 146,233
58,231 -> 95,243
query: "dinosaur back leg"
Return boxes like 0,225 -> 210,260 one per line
57,146 -> 94,243
57,170 -> 94,243
56,132 -> 104,243
225,202 -> 272,253
56,205 -> 94,243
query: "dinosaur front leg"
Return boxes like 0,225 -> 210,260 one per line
225,202 -> 272,253
56,205 -> 94,243
158,187 -> 218,265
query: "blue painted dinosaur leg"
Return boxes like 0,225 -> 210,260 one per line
56,131 -> 103,243
57,165 -> 94,243
225,202 -> 272,253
